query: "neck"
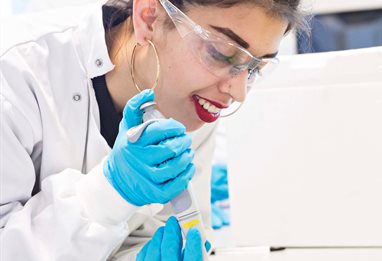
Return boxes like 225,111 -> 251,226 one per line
105,19 -> 148,113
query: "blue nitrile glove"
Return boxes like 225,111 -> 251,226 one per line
211,164 -> 230,229
211,203 -> 230,229
137,216 -> 202,261
211,164 -> 229,203
104,90 -> 195,206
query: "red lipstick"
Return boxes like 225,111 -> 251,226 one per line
192,95 -> 222,123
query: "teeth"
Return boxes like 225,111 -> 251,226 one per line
208,105 -> 217,113
197,97 -> 221,114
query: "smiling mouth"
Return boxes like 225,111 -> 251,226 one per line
195,96 -> 221,114
192,95 -> 227,123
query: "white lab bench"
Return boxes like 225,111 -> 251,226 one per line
210,248 -> 382,261
210,228 -> 382,261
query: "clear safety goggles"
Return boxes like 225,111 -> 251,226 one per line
158,0 -> 279,85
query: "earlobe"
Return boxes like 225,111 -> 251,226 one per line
132,0 -> 159,44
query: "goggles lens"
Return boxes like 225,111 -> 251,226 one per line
185,33 -> 260,77
184,32 -> 279,86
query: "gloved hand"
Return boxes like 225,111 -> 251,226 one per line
137,216 -> 202,261
211,203 -> 230,229
211,164 -> 230,229
211,164 -> 229,203
104,90 -> 195,206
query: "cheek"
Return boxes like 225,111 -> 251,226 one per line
160,46 -> 218,95
153,34 -> 219,129
157,31 -> 218,88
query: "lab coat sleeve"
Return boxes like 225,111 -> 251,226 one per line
0,71 -> 137,261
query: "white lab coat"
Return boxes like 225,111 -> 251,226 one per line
0,2 -> 216,260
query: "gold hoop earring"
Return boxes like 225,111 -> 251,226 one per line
130,40 -> 160,92
220,85 -> 243,117
220,103 -> 243,118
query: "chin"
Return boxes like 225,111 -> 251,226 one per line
184,119 -> 205,133
167,103 -> 209,132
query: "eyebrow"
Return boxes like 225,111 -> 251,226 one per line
261,51 -> 279,59
210,25 -> 250,49
209,25 -> 279,59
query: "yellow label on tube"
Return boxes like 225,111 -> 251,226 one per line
183,219 -> 200,229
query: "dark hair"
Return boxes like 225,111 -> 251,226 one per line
107,0 -> 308,31
105,0 -> 309,52
167,0 -> 307,33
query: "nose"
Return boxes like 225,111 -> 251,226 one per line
217,71 -> 248,103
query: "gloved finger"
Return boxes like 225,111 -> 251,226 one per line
122,89 -> 155,129
183,227 -> 203,261
161,216 -> 182,261
156,134 -> 192,161
114,143 -> 193,187
145,226 -> 164,261
137,118 -> 186,146
211,204 -> 223,230
221,209 -> 230,226
127,161 -> 192,205
136,134 -> 192,166
212,164 -> 228,177
211,164 -> 228,185
151,149 -> 194,184
136,240 -> 151,261
211,184 -> 229,203
215,171 -> 228,184
159,164 -> 195,204
212,203 -> 230,228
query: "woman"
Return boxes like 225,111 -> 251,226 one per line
0,0 -> 306,260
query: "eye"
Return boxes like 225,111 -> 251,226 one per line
206,44 -> 234,65
249,60 -> 268,79
230,64 -> 247,75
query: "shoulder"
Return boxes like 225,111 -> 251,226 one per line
0,5 -> 98,133
0,4 -> 91,56
0,3 -> 100,99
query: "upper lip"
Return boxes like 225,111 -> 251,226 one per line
194,95 -> 229,109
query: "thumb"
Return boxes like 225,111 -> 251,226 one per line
123,89 -> 155,128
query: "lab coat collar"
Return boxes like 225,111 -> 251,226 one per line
73,0 -> 115,79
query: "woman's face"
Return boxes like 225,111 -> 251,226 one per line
151,3 -> 288,131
